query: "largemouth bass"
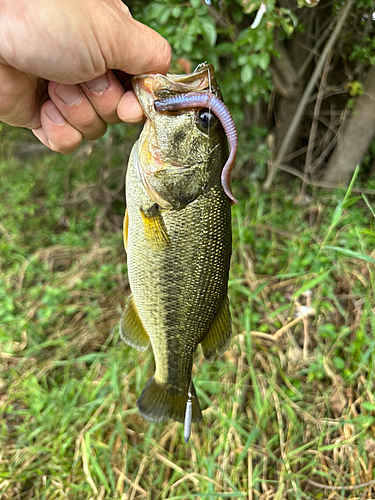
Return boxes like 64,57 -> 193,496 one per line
120,63 -> 238,429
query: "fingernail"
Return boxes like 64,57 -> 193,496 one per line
45,105 -> 66,125
55,84 -> 82,106
84,73 -> 109,94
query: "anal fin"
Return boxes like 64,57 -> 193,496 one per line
119,295 -> 149,351
201,296 -> 232,363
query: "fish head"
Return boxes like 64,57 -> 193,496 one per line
132,64 -> 229,209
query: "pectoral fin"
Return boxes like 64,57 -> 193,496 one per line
140,203 -> 170,249
120,295 -> 149,351
201,296 -> 232,363
123,208 -> 129,252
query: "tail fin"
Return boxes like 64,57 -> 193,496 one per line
137,377 -> 202,424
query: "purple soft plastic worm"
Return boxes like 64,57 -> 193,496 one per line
154,92 -> 238,205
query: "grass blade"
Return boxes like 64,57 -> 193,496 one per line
323,246 -> 375,264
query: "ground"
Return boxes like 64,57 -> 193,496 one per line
1,123 -> 375,499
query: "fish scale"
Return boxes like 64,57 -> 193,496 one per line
120,63 -> 235,429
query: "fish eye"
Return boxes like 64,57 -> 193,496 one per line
196,108 -> 217,131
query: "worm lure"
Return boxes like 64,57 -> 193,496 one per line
154,92 -> 238,205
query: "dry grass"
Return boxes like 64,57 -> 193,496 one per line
1,127 -> 375,499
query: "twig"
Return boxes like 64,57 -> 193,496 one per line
305,477 -> 375,491
113,468 -> 147,496
309,135 -> 338,173
277,163 -> 375,195
302,49 -> 333,196
263,0 -> 356,189
252,223 -> 293,238
129,456 -> 148,500
244,308 -> 315,342
154,452 -> 199,485
297,20 -> 336,80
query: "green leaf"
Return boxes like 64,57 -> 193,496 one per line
361,401 -> 375,411
258,52 -> 270,70
190,0 -> 201,8
180,35 -> 193,53
362,194 -> 375,218
241,64 -> 253,84
292,269 -> 331,299
148,3 -> 170,24
333,356 -> 345,371
199,15 -> 217,47
331,201 -> 343,227
237,54 -> 249,65
323,246 -> 375,264
171,6 -> 182,18
280,18 -> 294,36
216,42 -> 234,55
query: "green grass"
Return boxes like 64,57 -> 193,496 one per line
1,123 -> 375,499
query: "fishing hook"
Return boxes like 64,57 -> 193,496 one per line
184,384 -> 193,443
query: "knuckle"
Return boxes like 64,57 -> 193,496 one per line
83,123 -> 107,141
79,113 -> 100,129
49,134 -> 82,155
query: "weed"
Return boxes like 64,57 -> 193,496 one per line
1,126 -> 375,499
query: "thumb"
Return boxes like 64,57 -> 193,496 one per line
98,5 -> 171,76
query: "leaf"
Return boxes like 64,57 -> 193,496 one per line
237,54 -> 249,65
362,193 -> 375,218
258,52 -> 270,70
171,6 -> 182,18
216,42 -> 235,55
180,36 -> 193,53
199,15 -> 217,47
241,64 -> 253,84
280,18 -> 294,36
148,3 -> 170,24
323,246 -> 375,264
361,401 -> 375,411
331,201 -> 343,227
292,269 -> 331,299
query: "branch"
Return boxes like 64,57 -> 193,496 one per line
277,163 -> 375,195
263,0 -> 356,190
301,49 -> 333,194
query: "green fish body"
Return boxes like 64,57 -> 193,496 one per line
121,64 -> 232,424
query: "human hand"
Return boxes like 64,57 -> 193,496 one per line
0,0 -> 171,153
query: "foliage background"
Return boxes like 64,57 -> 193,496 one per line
1,0 -> 375,499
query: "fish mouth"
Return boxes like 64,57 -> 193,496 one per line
131,63 -> 236,208
132,63 -> 221,120
132,67 -> 216,172
132,63 -> 221,170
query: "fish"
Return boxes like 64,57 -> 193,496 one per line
120,63 -> 238,430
